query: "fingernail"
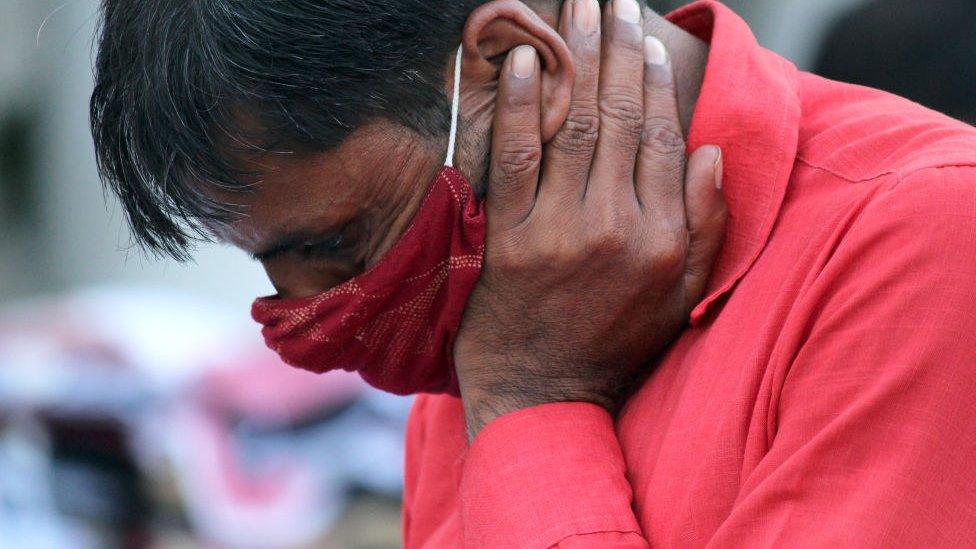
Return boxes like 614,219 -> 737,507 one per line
711,147 -> 723,190
511,45 -> 537,79
644,36 -> 668,66
614,0 -> 641,24
574,0 -> 600,34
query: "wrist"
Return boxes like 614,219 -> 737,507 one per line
454,346 -> 622,440
460,381 -> 615,441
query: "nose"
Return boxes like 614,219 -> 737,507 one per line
260,260 -> 358,300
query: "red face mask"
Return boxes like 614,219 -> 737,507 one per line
251,48 -> 485,396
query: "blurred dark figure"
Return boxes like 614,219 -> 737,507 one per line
815,0 -> 976,124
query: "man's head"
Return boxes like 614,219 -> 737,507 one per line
90,0 -> 596,296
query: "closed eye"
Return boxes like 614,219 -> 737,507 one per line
250,220 -> 362,263
299,233 -> 348,259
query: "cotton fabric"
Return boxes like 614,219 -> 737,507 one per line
402,1 -> 976,547
251,166 -> 485,396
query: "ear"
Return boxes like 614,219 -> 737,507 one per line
460,0 -> 574,142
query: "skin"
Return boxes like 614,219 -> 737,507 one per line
214,0 -> 708,298
455,0 -> 725,437
212,123 -> 446,297
212,0 -> 724,438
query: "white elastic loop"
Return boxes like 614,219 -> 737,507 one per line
445,46 -> 463,167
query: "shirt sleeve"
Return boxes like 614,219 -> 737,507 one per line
460,402 -> 649,548
705,166 -> 976,547
458,166 -> 976,548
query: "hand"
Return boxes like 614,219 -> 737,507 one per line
454,0 -> 727,439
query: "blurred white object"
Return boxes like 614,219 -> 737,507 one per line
0,419 -> 99,549
0,286 -> 410,547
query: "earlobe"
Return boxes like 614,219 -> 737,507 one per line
462,0 -> 574,142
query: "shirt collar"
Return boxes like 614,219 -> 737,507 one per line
667,1 -> 802,325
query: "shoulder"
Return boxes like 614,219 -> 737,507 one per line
801,164 -> 976,354
812,163 -> 976,295
859,165 -> 976,246
781,172 -> 976,425
795,72 -> 976,183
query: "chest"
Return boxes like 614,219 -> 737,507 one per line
616,175 -> 878,544
406,173 -> 881,547
616,283 -> 800,544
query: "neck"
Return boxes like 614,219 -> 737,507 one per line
641,7 -> 708,133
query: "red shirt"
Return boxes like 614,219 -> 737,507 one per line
403,2 -> 976,547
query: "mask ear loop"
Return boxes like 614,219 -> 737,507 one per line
445,46 -> 463,168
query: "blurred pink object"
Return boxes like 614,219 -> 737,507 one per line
197,348 -> 364,427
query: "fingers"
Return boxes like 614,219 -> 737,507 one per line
634,36 -> 686,219
586,0 -> 646,199
539,0 -> 602,202
488,45 -> 543,230
682,145 -> 727,303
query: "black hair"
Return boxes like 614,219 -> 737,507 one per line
90,0 -> 488,260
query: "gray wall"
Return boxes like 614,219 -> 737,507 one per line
0,0 -> 272,312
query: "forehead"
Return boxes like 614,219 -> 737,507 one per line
209,121 -> 442,251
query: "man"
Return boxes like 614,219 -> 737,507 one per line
90,0 -> 976,547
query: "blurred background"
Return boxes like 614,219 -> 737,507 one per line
0,0 -> 972,547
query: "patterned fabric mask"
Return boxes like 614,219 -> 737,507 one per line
251,48 -> 485,395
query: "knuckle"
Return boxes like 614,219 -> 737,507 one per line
520,231 -> 587,271
490,236 -> 541,274
649,227 -> 689,274
600,91 -> 644,134
641,118 -> 686,156
553,107 -> 600,154
588,228 -> 629,256
493,137 -> 541,184
587,208 -> 636,256
550,240 -> 588,268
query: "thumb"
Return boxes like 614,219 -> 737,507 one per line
682,145 -> 727,303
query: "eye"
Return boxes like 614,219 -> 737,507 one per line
300,232 -> 347,259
